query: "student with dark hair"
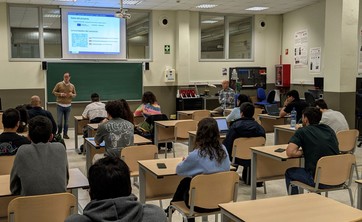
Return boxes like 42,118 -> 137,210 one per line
94,100 -> 134,158
10,116 -> 69,195
226,94 -> 251,122
134,91 -> 161,118
0,108 -> 30,155
119,98 -> 134,124
314,99 -> 349,133
285,107 -> 339,195
66,156 -> 167,222
165,118 -> 230,221
15,104 -> 29,133
279,90 -> 308,122
223,102 -> 265,185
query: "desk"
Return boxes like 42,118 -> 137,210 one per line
274,124 -> 298,145
154,120 -> 191,146
138,158 -> 183,204
74,116 -> 89,149
188,131 -> 226,152
177,110 -> 217,120
356,180 -> 362,210
258,114 -> 288,133
85,135 -> 152,171
250,144 -> 301,200
0,168 -> 89,213
219,193 -> 362,222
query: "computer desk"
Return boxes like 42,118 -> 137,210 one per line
0,168 -> 89,213
250,144 -> 301,200
219,193 -> 362,222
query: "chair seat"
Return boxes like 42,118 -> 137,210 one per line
171,201 -> 220,218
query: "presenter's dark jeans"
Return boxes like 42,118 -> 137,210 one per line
285,167 -> 337,195
57,105 -> 71,135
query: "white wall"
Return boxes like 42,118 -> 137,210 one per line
282,0 -> 326,85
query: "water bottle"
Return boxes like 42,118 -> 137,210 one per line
290,107 -> 297,128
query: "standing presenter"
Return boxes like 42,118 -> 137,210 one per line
52,72 -> 76,139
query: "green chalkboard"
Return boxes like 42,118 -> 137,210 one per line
46,62 -> 143,103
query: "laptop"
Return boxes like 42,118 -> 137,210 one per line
216,118 -> 229,134
265,104 -> 280,116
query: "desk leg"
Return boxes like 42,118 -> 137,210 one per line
251,152 -> 257,200
74,119 -> 78,149
274,127 -> 278,145
358,183 -> 362,210
139,165 -> 146,204
220,209 -> 240,222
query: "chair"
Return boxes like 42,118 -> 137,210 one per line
191,110 -> 210,122
336,129 -> 359,179
304,91 -> 316,106
288,154 -> 356,206
8,192 -> 76,222
231,137 -> 266,192
255,88 -> 276,107
253,107 -> 263,125
0,155 -> 15,175
144,114 -> 170,148
120,144 -> 158,187
168,171 -> 239,222
172,120 -> 198,158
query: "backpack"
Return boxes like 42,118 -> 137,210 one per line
52,133 -> 66,149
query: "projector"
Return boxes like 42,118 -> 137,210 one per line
115,9 -> 131,19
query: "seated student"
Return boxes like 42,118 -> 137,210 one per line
94,100 -> 134,159
65,156 -> 166,222
28,95 -> 57,135
226,94 -> 251,122
82,93 -> 107,123
15,104 -> 29,133
134,91 -> 161,132
165,118 -> 230,221
314,99 -> 349,133
223,102 -> 265,185
0,108 -> 30,155
10,116 -> 69,196
279,90 -> 308,122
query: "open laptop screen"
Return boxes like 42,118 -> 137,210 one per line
216,118 -> 229,133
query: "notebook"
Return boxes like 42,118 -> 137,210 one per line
216,118 -> 229,134
265,104 -> 280,116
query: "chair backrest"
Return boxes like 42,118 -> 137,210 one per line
8,192 -> 76,222
314,154 -> 355,186
189,171 -> 239,209
191,110 -> 211,122
256,88 -> 266,101
174,120 -> 198,140
145,114 -> 168,133
304,91 -> 315,106
0,155 -> 15,175
120,144 -> 158,173
253,108 -> 263,124
232,137 -> 265,162
266,90 -> 276,104
336,129 -> 359,153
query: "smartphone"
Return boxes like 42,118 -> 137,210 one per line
157,163 -> 167,169
274,148 -> 286,153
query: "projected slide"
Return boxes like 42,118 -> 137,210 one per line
68,12 -> 120,54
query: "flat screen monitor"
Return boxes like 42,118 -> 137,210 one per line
314,77 -> 324,90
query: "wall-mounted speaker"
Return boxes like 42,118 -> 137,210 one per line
258,20 -> 267,30
159,16 -> 169,27
145,62 -> 149,70
41,61 -> 47,70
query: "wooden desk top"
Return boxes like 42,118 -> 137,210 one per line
219,193 -> 362,222
154,119 -> 193,127
188,130 -> 226,139
0,168 -> 89,197
274,124 -> 299,131
74,115 -> 88,121
85,134 -> 152,147
138,158 -> 182,177
250,144 -> 289,160
356,180 -> 362,185
88,123 -> 99,130
177,110 -> 218,115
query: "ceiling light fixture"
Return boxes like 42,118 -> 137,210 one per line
245,6 -> 269,11
201,20 -> 218,24
196,4 -> 217,9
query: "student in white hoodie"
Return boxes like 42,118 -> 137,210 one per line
66,156 -> 166,222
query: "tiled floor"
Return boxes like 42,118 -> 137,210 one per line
65,129 -> 362,221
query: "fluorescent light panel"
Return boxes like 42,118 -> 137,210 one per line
124,0 -> 142,5
245,6 -> 269,11
201,20 -> 218,24
196,4 -> 217,9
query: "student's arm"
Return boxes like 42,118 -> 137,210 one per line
286,142 -> 303,157
134,104 -> 144,117
10,155 -> 21,195
176,151 -> 202,177
279,107 -> 288,117
94,124 -> 105,146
